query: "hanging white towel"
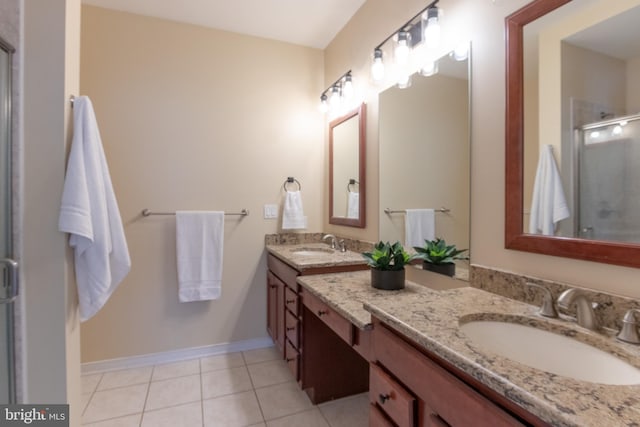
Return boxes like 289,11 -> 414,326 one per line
529,145 -> 570,235
176,211 -> 224,302
58,96 -> 131,322
282,190 -> 307,229
405,209 -> 435,248
347,192 -> 360,219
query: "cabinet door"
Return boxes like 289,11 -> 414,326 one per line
267,272 -> 285,353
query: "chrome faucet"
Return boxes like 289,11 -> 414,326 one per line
322,234 -> 338,249
557,288 -> 600,331
617,309 -> 640,344
524,282 -> 558,318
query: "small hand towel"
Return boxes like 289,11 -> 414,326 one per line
282,190 -> 307,229
176,211 -> 224,302
405,209 -> 435,248
58,96 -> 131,322
529,145 -> 570,235
347,192 -> 360,219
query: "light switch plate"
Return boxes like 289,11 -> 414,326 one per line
263,204 -> 278,219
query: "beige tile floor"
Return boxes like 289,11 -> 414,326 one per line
81,346 -> 369,427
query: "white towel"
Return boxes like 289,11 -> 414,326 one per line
58,96 -> 131,322
405,209 -> 435,248
176,211 -> 224,302
529,145 -> 570,236
347,192 -> 359,219
282,190 -> 307,229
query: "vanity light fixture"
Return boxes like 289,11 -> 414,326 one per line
368,0 -> 440,87
371,48 -> 385,82
318,70 -> 353,114
419,58 -> 438,77
422,6 -> 442,49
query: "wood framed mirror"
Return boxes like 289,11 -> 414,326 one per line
329,103 -> 366,228
505,0 -> 640,268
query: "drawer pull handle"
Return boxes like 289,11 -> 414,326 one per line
378,393 -> 391,404
286,299 -> 295,304
286,357 -> 296,362
270,285 -> 277,289
317,310 -> 329,317
286,326 -> 295,331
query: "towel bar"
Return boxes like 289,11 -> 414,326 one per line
141,209 -> 249,217
347,179 -> 359,193
384,207 -> 450,214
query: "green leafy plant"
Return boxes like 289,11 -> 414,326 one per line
413,238 -> 468,265
362,241 -> 416,271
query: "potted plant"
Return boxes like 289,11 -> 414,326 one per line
362,241 -> 416,290
413,238 -> 468,277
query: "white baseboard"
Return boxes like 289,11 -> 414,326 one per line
81,337 -> 275,375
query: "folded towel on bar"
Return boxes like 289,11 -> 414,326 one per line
347,192 -> 360,219
405,209 -> 435,248
282,190 -> 307,229
176,211 -> 224,302
58,95 -> 131,322
529,145 -> 570,236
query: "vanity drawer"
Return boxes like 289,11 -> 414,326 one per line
267,254 -> 299,289
284,286 -> 299,316
370,364 -> 416,427
285,310 -> 300,348
285,339 -> 300,381
370,404 -> 395,427
301,289 -> 353,345
374,324 -> 525,427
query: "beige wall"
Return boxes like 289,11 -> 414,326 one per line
627,57 -> 640,113
325,0 -> 640,299
22,0 -> 81,423
79,6 -> 324,362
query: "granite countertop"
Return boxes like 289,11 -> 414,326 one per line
297,270 -> 435,330
294,269 -> 640,426
266,243 -> 367,271
365,287 -> 640,427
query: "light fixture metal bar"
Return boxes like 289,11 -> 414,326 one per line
374,0 -> 439,50
320,69 -> 352,97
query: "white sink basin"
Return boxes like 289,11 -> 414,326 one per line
291,247 -> 334,256
459,319 -> 640,385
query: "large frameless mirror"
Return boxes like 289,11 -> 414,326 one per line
379,47 -> 471,280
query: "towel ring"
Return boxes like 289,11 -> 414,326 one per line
347,179 -> 359,193
283,177 -> 301,192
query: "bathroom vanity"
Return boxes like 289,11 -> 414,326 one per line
266,238 -> 640,426
265,240 -> 369,402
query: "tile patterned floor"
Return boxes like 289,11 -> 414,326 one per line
81,347 -> 369,427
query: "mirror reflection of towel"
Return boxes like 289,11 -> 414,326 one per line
405,209 -> 435,248
282,191 -> 307,229
347,192 -> 359,219
529,145 -> 570,235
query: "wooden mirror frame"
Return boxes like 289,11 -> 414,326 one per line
505,0 -> 640,268
329,103 -> 366,228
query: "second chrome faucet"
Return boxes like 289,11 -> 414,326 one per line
525,283 -> 601,331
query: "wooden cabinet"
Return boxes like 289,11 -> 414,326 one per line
371,318 -> 551,427
267,254 -> 370,385
266,271 -> 285,354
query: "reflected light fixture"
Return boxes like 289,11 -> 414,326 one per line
452,42 -> 469,61
319,93 -> 329,113
420,58 -> 438,77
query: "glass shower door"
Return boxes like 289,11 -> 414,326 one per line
579,116 -> 640,243
0,37 -> 17,404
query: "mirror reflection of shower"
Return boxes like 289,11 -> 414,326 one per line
577,112 -> 640,243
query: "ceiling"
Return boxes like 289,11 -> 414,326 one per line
82,0 -> 366,49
